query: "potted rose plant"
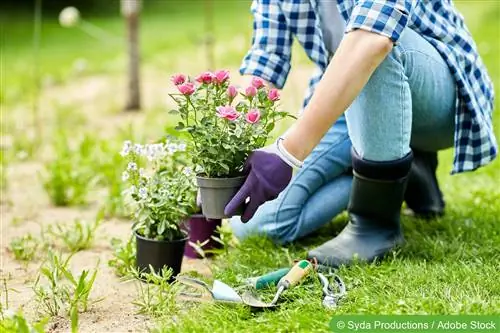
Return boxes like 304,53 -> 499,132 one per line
169,70 -> 290,218
120,138 -> 197,278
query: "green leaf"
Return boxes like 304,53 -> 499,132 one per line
15,313 -> 31,333
168,109 -> 179,115
175,122 -> 185,131
70,306 -> 79,333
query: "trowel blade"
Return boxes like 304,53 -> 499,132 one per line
211,280 -> 243,303
241,290 -> 277,309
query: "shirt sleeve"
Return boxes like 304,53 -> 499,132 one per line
239,0 -> 293,89
345,0 -> 415,43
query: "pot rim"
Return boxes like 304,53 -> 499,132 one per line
134,231 -> 188,244
189,213 -> 206,218
188,214 -> 222,221
196,174 -> 247,181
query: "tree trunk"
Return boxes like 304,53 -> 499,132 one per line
124,1 -> 140,111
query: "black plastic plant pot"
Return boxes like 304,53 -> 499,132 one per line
135,232 -> 187,282
196,175 -> 246,219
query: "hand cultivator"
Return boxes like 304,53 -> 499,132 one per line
177,259 -> 346,310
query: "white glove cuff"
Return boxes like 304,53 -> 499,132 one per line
276,137 -> 304,169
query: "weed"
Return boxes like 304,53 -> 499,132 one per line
8,233 -> 41,262
0,310 -> 48,333
209,224 -> 237,255
11,129 -> 39,162
1,277 -> 47,333
65,262 -> 100,333
33,251 -> 100,329
108,236 -> 136,277
46,210 -> 103,252
130,266 -> 180,317
41,130 -> 98,206
33,251 -> 74,316
187,239 -> 210,259
65,264 -> 100,313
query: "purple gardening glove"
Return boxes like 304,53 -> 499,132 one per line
224,149 -> 293,222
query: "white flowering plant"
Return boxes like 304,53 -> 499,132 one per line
120,138 -> 196,241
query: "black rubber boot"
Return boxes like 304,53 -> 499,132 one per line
405,149 -> 445,218
307,149 -> 413,268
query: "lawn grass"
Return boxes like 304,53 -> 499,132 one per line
1,1 -> 499,332
1,1 -> 255,105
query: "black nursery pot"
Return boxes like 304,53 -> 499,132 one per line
135,232 -> 187,281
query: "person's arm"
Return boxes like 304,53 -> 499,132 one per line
282,0 -> 415,160
282,29 -> 392,160
240,0 -> 293,89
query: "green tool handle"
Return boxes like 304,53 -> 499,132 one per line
248,268 -> 290,290
278,260 -> 313,289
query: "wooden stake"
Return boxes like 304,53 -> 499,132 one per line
122,0 -> 141,111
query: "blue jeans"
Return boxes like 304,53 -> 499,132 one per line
231,28 -> 456,243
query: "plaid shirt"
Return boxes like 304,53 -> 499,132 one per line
240,0 -> 497,173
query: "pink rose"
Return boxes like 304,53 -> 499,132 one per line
245,109 -> 261,124
216,105 -> 240,121
214,70 -> 230,84
268,88 -> 280,102
245,86 -> 257,97
195,71 -> 215,84
227,85 -> 238,101
177,82 -> 196,95
251,77 -> 265,89
171,73 -> 186,86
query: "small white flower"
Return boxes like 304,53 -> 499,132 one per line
155,143 -> 166,155
127,162 -> 138,171
120,140 -> 132,156
120,147 -> 130,157
145,145 -> 155,161
144,144 -> 159,161
138,187 -> 148,199
122,171 -> 130,181
167,143 -> 179,154
134,143 -> 143,155
139,168 -> 146,177
183,167 -> 193,176
178,143 -> 187,151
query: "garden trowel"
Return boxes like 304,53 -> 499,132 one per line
176,276 -> 276,309
177,276 -> 242,303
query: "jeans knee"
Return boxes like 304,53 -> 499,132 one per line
229,207 -> 302,244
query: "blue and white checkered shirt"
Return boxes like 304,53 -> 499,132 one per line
240,0 -> 497,173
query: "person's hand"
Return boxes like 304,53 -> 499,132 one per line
224,144 -> 296,222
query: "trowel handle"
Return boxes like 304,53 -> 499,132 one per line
248,268 -> 290,290
279,260 -> 313,288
